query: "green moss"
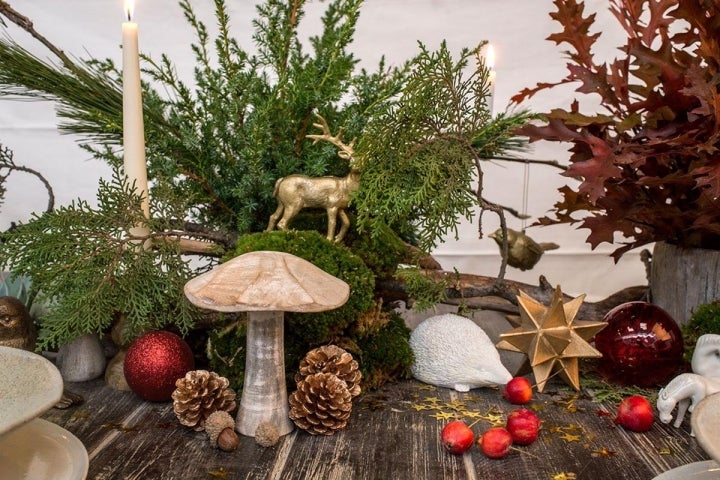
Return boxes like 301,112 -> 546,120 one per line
206,320 -> 247,393
354,311 -> 414,390
683,301 -> 720,363
346,222 -> 407,280
229,230 -> 375,344
278,211 -> 408,280
208,230 -> 413,392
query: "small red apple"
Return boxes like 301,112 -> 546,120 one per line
477,427 -> 513,459
441,420 -> 475,454
503,376 -> 533,405
615,395 -> 654,432
506,408 -> 540,445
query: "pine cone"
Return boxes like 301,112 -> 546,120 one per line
172,370 -> 237,431
296,345 -> 362,397
289,372 -> 352,435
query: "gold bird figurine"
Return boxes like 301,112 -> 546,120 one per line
0,296 -> 36,351
489,228 -> 559,271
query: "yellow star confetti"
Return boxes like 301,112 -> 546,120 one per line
444,400 -> 467,411
559,433 -> 581,442
551,473 -> 576,480
591,448 -> 616,457
461,411 -> 484,420
482,413 -> 506,426
431,411 -> 457,420
411,403 -> 433,411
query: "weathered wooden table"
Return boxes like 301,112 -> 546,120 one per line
42,377 -> 710,480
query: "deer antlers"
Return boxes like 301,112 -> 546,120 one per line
306,113 -> 357,163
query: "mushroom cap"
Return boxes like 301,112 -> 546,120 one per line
184,250 -> 350,313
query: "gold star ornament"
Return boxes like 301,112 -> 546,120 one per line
496,286 -> 606,392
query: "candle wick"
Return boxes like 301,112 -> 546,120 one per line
126,11 -> 132,22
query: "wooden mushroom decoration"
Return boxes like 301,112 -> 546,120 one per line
184,250 -> 350,437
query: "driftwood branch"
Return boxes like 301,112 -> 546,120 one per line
377,269 -> 648,323
0,1 -> 80,74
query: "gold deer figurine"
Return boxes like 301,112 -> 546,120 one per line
266,114 -> 360,242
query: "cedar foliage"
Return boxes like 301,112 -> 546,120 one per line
513,0 -> 720,260
355,41 -> 535,252
0,168 -> 200,349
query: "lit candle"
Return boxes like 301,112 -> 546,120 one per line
122,0 -> 150,231
486,44 -> 496,114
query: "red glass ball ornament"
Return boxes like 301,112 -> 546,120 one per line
124,331 -> 195,402
594,301 -> 684,387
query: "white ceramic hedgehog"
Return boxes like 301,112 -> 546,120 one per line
409,313 -> 512,392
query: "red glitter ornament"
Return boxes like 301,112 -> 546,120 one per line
124,331 -> 195,402
594,302 -> 684,387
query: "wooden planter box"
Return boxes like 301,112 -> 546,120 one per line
650,242 -> 720,326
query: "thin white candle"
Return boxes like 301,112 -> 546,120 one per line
486,44 -> 496,114
122,0 -> 150,231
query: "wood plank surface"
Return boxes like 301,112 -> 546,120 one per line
41,378 -> 711,480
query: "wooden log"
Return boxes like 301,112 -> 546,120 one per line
377,270 -> 648,323
650,241 -> 720,326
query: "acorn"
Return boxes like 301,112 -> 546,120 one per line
255,421 -> 280,448
205,410 -> 239,451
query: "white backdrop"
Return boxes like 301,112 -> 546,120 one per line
0,0 -> 647,300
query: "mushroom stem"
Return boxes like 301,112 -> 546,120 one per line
235,311 -> 294,437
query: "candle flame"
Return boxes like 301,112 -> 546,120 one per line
486,44 -> 495,71
124,0 -> 134,21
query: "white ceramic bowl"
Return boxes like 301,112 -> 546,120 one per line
0,345 -> 63,436
0,418 -> 88,480
692,392 -> 720,463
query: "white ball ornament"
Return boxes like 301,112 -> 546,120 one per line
409,313 -> 512,392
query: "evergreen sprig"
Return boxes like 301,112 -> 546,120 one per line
354,41 -> 535,252
0,167 -> 200,350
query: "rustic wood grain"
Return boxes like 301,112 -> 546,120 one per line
41,378 -> 711,480
650,242 -> 720,325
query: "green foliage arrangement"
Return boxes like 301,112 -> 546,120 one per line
0,144 -> 8,208
513,0 -> 720,260
208,230 -> 413,391
0,168 -> 200,349
682,302 -> 720,364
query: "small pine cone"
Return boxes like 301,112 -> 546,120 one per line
289,372 -> 352,435
296,345 -> 362,397
172,370 -> 237,431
